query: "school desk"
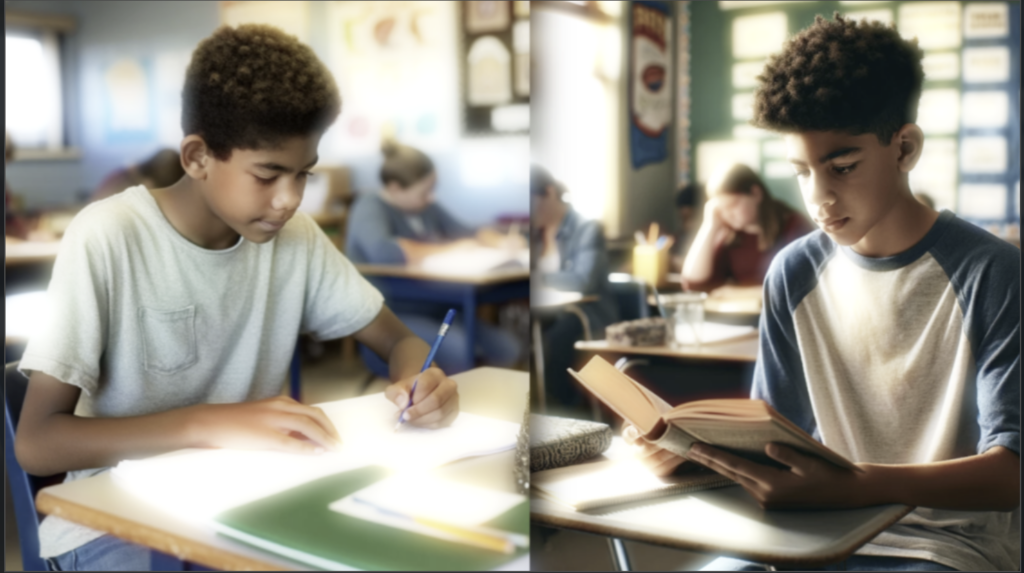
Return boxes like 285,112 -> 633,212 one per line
356,264 -> 530,366
531,438 -> 913,571
34,367 -> 530,571
530,289 -> 600,413
4,239 -> 61,268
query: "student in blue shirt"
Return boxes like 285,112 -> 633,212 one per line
532,165 -> 618,413
626,14 -> 1018,571
346,141 -> 522,373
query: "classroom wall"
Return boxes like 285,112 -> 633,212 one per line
4,1 -> 527,225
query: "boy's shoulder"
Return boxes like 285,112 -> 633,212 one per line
930,212 -> 1020,274
63,186 -> 156,248
763,228 -> 835,305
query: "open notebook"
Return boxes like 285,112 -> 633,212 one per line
112,393 -> 521,522
533,458 -> 733,512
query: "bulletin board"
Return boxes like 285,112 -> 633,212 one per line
690,1 -> 1021,237
459,1 -> 531,135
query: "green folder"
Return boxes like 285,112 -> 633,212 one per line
214,466 -> 529,571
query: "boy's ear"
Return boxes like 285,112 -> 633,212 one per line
893,124 -> 924,174
180,135 -> 211,181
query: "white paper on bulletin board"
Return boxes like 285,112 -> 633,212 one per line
732,13 -> 787,60
845,9 -> 893,26
732,124 -> 772,140
960,136 -> 1008,174
732,60 -> 766,89
326,1 -> 459,155
964,2 -> 1009,39
731,92 -> 754,121
696,139 -> 760,183
909,137 -> 957,212
962,47 -> 1011,84
921,52 -> 959,82
961,91 -> 1009,128
916,89 -> 960,135
220,1 -> 310,43
958,183 -> 1007,220
898,2 -> 961,50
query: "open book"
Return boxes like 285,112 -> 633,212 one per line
567,356 -> 858,472
533,458 -> 733,512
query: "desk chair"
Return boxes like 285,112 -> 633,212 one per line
4,362 -> 212,571
608,273 -> 651,321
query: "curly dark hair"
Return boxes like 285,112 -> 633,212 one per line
182,24 -> 341,160
752,13 -> 924,144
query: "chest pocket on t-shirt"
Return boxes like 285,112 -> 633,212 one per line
138,306 -> 197,374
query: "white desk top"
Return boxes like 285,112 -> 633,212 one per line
36,367 -> 529,571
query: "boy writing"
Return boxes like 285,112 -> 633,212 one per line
626,14 -> 1019,571
15,24 -> 458,571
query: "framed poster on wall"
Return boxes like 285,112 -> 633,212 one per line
630,0 -> 672,169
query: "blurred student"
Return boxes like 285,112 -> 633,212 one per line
91,149 -> 186,202
630,14 -> 1019,572
16,25 -> 459,571
681,163 -> 813,292
5,130 -> 30,240
532,165 -> 617,412
346,140 -> 522,373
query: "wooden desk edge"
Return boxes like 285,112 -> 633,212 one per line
574,339 -> 759,363
36,489 -> 293,571
530,503 -> 914,567
355,264 -> 530,285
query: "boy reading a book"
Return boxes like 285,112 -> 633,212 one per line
15,24 -> 458,571
625,14 -> 1019,571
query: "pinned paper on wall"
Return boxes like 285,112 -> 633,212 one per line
962,47 -> 1011,84
102,58 -> 154,142
220,1 -> 310,43
963,2 -> 1009,39
898,2 -> 962,50
467,36 -> 513,106
513,20 -> 530,97
731,92 -> 754,121
696,139 -> 760,183
845,9 -> 893,26
961,91 -> 1009,128
958,183 -> 1007,220
909,137 -> 957,212
731,61 -> 766,89
465,0 -> 511,35
916,89 -> 960,135
921,52 -> 960,82
733,124 -> 772,140
732,13 -> 788,59
960,136 -> 1008,174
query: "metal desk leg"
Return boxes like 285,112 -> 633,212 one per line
463,288 -> 477,372
608,537 -> 632,571
532,318 -> 546,413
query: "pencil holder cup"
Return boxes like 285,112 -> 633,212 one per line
633,244 -> 669,288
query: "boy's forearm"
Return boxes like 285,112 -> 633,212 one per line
16,407 -> 201,476
387,334 -> 433,381
859,446 -> 1020,511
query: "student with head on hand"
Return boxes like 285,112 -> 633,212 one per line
532,165 -> 617,413
627,14 -> 1019,572
680,163 -> 813,292
345,140 -> 522,373
15,25 -> 459,571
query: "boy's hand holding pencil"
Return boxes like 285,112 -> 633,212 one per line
385,367 -> 460,429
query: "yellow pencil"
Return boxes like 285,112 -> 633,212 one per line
416,517 -> 517,554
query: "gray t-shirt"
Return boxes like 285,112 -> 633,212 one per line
754,210 -> 1019,571
19,186 -> 384,557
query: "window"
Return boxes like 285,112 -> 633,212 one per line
5,12 -> 75,152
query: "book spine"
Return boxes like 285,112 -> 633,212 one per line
650,424 -> 699,458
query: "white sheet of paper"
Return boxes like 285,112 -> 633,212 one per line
532,458 -> 677,509
318,393 -> 521,469
958,184 -> 1008,220
960,136 -> 1008,173
898,2 -> 962,50
909,137 -> 957,212
732,13 -> 788,59
419,246 -> 529,276
921,52 -> 960,81
916,89 -> 960,135
331,473 -> 525,527
964,2 -> 1009,39
674,322 -> 757,347
961,91 -> 1010,128
963,46 -> 1011,83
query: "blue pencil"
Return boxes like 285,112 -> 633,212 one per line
395,308 -> 457,430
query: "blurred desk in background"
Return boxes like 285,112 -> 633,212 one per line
530,288 -> 599,413
5,239 -> 61,268
356,265 -> 529,367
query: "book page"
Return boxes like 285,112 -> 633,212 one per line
571,357 -> 661,434
678,419 -> 856,471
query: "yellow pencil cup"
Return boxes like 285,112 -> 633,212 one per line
633,244 -> 669,288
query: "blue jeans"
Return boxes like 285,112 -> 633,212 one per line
46,535 -> 151,571
702,555 -> 958,571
